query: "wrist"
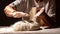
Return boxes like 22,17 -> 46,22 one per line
12,10 -> 16,13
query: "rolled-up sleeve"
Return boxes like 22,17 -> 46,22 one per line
10,0 -> 22,6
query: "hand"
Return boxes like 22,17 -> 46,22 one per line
12,11 -> 29,18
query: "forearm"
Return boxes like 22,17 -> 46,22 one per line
4,5 -> 28,18
31,7 -> 44,21
35,7 -> 44,17
4,4 -> 16,17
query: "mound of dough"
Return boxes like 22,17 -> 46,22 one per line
10,20 -> 40,31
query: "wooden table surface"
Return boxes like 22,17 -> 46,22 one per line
0,26 -> 60,34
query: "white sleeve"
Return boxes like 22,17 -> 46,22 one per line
45,0 -> 56,18
10,0 -> 22,6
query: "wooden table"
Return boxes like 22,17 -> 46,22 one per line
0,26 -> 60,34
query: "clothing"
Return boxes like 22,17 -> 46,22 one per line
11,0 -> 36,13
11,0 -> 56,20
10,0 -> 42,31
9,0 -> 56,31
45,0 -> 56,23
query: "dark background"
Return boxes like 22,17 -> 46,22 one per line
0,0 -> 58,26
0,0 -> 22,26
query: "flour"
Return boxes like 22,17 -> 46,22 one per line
10,20 -> 40,31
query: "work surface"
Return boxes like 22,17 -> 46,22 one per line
0,26 -> 60,34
